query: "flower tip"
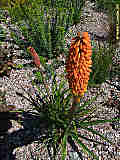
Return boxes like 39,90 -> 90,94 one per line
27,46 -> 41,68
77,32 -> 80,37
82,32 -> 88,37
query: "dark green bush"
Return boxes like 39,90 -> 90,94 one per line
0,9 -> 7,43
0,26 -> 6,42
88,41 -> 115,87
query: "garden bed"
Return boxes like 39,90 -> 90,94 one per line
0,0 -> 120,160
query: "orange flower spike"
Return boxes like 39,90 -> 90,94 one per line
65,32 -> 92,98
27,46 -> 40,68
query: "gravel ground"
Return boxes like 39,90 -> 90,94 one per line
0,1 -> 120,160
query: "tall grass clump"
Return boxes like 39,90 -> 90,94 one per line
6,0 -> 84,60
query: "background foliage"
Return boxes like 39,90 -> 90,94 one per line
88,42 -> 114,87
7,0 -> 84,60
95,0 -> 120,42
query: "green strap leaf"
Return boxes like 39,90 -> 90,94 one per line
74,105 -> 97,118
79,125 -> 115,146
61,134 -> 67,160
77,133 -> 107,146
76,93 -> 100,113
79,118 -> 120,127
71,132 -> 99,160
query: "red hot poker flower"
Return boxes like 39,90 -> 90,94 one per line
27,46 -> 40,68
65,32 -> 92,97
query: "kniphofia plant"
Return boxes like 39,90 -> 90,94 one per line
12,32 -> 120,160
66,32 -> 92,113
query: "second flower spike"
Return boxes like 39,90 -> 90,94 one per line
27,46 -> 41,68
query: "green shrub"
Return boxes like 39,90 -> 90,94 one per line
88,40 -> 115,87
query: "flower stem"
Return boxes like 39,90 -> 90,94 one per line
70,96 -> 81,113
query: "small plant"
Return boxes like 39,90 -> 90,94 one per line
0,10 -> 8,44
0,88 -> 16,112
0,25 -> 6,43
0,47 -> 17,77
13,32 -> 120,160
